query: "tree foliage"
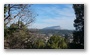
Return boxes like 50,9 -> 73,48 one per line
33,39 -> 45,49
47,35 -> 68,49
73,4 -> 84,45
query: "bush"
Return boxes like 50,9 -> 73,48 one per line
4,29 -> 30,49
47,35 -> 68,49
33,39 -> 45,49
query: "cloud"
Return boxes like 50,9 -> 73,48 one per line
29,4 -> 75,30
35,4 -> 75,17
30,16 -> 75,30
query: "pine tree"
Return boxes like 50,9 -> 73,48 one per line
73,4 -> 84,45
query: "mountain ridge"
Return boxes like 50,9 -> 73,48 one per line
43,26 -> 61,30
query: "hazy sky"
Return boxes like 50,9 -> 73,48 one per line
29,4 -> 76,30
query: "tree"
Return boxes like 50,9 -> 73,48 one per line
73,4 -> 84,45
47,35 -> 67,49
4,4 -> 36,28
4,4 -> 38,49
33,39 -> 45,49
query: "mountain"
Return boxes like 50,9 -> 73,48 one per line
39,29 -> 73,37
43,26 -> 61,30
29,26 -> 74,38
29,28 -> 74,38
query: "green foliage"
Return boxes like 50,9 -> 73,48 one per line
4,29 -> 30,49
4,21 -> 29,49
73,4 -> 84,45
33,39 -> 45,49
4,26 -> 9,38
5,21 -> 27,36
17,21 -> 27,29
47,35 -> 68,49
4,20 -> 68,49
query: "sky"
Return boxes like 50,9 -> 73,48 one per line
29,4 -> 76,30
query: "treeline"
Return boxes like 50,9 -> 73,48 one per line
4,22 -> 68,49
5,22 -> 84,49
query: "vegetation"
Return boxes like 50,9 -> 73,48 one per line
4,23 -> 68,49
47,35 -> 68,49
4,4 -> 84,49
72,4 -> 84,48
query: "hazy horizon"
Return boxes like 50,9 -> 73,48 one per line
29,25 -> 75,30
28,4 -> 76,30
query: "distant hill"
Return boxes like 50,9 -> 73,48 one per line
39,29 -> 73,37
29,26 -> 74,38
43,26 -> 61,30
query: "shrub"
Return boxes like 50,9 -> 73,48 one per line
47,35 -> 68,49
